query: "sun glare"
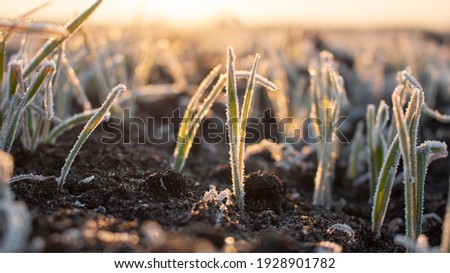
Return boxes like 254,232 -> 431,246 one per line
0,0 -> 449,30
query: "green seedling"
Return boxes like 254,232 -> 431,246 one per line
0,1 -> 101,155
237,52 -> 260,194
7,59 -> 24,98
366,100 -> 389,199
172,56 -> 276,173
57,84 -> 126,187
372,71 -> 448,243
226,47 -> 242,210
2,59 -> 24,130
392,86 -> 420,241
226,46 -> 265,211
172,65 -> 222,171
309,51 -> 348,208
172,47 -> 276,211
1,61 -> 56,152
46,108 -> 99,144
346,120 -> 364,182
415,141 -> 447,235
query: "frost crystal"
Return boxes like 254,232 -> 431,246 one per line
327,223 -> 355,242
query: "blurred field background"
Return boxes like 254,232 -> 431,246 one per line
1,0 -> 449,129
2,0 -> 449,137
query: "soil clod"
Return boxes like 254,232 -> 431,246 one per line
142,169 -> 188,197
244,171 -> 284,213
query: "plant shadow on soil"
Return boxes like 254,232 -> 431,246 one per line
9,94 -> 450,253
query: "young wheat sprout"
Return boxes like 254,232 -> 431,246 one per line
225,47 -> 272,211
372,71 -> 448,243
46,108 -> 99,144
392,87 -> 418,240
366,101 -> 389,199
237,54 -> 260,194
371,85 -> 411,236
1,61 -> 56,152
2,59 -> 24,131
346,121 -> 364,182
172,47 -> 275,211
57,84 -> 126,187
172,65 -> 222,171
43,67 -> 55,120
416,141 -> 447,236
7,59 -> 24,98
226,47 -> 242,210
309,51 -> 347,208
172,56 -> 276,173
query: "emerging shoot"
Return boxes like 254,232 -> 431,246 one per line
57,84 -> 126,187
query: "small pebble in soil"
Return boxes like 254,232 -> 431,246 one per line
244,171 -> 284,213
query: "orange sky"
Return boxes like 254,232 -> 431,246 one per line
1,0 -> 450,30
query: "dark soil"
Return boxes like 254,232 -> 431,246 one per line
8,95 -> 449,253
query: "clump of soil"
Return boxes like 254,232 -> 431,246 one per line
141,169 -> 188,197
244,171 -> 284,213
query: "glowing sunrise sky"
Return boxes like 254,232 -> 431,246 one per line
1,0 -> 449,30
